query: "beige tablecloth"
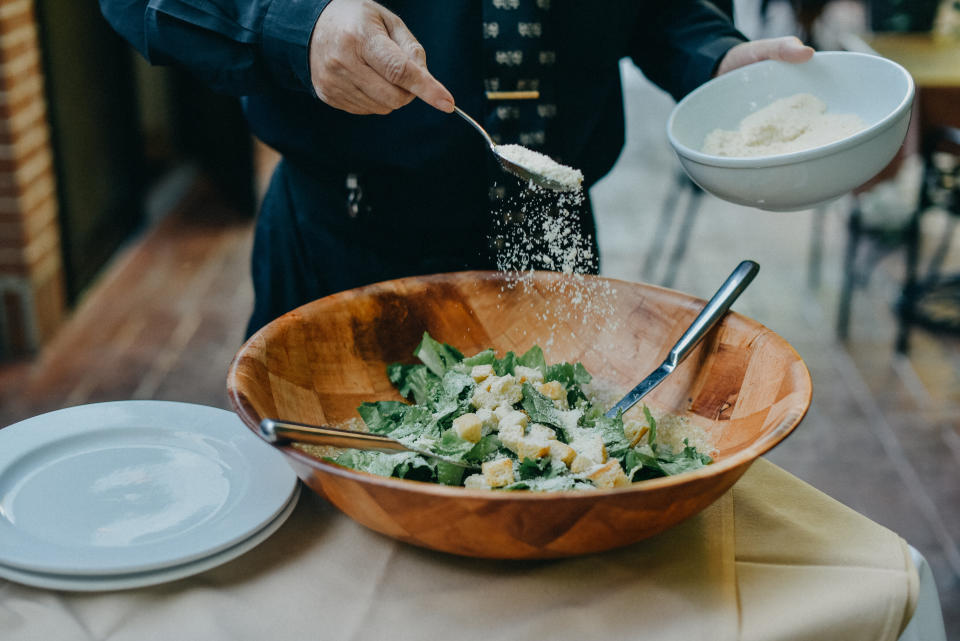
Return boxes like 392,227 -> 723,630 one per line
0,459 -> 918,641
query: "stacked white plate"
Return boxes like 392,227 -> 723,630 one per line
0,401 -> 299,591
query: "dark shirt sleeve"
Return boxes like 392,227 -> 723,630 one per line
630,1 -> 747,102
99,0 -> 331,96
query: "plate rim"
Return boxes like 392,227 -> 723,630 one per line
0,401 -> 298,575
0,485 -> 300,592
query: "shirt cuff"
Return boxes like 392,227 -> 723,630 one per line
262,0 -> 333,94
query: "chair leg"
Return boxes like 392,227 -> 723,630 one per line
807,205 -> 826,290
662,182 -> 703,288
837,207 -> 862,341
896,210 -> 922,353
920,215 -> 957,289
642,171 -> 686,283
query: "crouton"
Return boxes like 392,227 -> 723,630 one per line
471,374 -> 523,409
498,422 -> 524,450
452,413 -> 482,443
570,432 -> 606,463
586,460 -> 630,489
527,423 -> 557,442
548,441 -> 577,466
537,380 -> 566,401
514,365 -> 544,384
482,458 -> 515,487
493,404 -> 515,421
623,419 -> 650,447
470,364 -> 494,382
498,409 -> 529,430
463,474 -> 490,489
570,454 -> 597,474
514,437 -> 551,460
475,408 -> 498,431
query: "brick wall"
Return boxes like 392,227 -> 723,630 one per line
0,0 -> 64,357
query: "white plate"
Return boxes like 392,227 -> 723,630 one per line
0,484 -> 300,591
0,401 -> 297,576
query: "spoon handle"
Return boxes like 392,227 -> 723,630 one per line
453,106 -> 495,149
667,259 -> 759,368
260,418 -> 408,453
259,418 -> 480,470
605,260 -> 759,418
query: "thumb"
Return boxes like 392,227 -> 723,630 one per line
364,13 -> 454,112
765,36 -> 816,63
716,37 -> 814,76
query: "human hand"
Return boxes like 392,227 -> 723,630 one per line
715,36 -> 815,76
308,0 -> 455,114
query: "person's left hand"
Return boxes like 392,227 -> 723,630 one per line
715,36 -> 814,76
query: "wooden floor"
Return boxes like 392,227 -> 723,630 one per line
1,71 -> 958,635
0,179 -> 253,422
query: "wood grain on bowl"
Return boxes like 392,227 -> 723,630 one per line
228,271 -> 811,559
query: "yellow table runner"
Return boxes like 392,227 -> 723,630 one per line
0,459 -> 918,641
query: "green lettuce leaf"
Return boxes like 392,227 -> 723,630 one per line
520,382 -> 582,441
387,362 -> 438,405
517,345 -> 547,373
356,401 -> 411,434
429,371 -> 475,424
593,412 -> 632,460
643,405 -> 659,451
544,361 -> 592,405
545,361 -> 592,387
462,349 -> 496,368
415,332 -> 464,377
492,351 -> 518,376
464,434 -> 502,463
625,439 -> 711,481
436,461 -> 466,486
393,454 -> 437,482
503,475 -> 587,491
357,401 -> 438,445
517,456 -> 552,480
333,450 -> 413,478
433,428 -> 478,459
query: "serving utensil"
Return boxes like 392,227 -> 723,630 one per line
606,260 -> 760,418
453,106 -> 573,192
259,418 -> 480,470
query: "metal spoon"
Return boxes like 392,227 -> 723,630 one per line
453,106 -> 576,192
259,418 -> 480,470
605,260 -> 760,419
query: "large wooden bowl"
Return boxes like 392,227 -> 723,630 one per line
228,271 -> 811,559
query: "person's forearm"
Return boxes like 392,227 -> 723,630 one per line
99,0 -> 330,96
630,0 -> 746,101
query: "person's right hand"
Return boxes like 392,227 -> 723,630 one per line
308,0 -> 454,115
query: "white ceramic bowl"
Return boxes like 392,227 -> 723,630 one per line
667,51 -> 915,211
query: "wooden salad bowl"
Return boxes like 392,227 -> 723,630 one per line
227,271 -> 811,559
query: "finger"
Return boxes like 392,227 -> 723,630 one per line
773,36 -> 815,63
317,81 -> 384,115
347,61 -> 417,112
362,32 -> 454,112
716,37 -> 814,75
382,11 -> 428,66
